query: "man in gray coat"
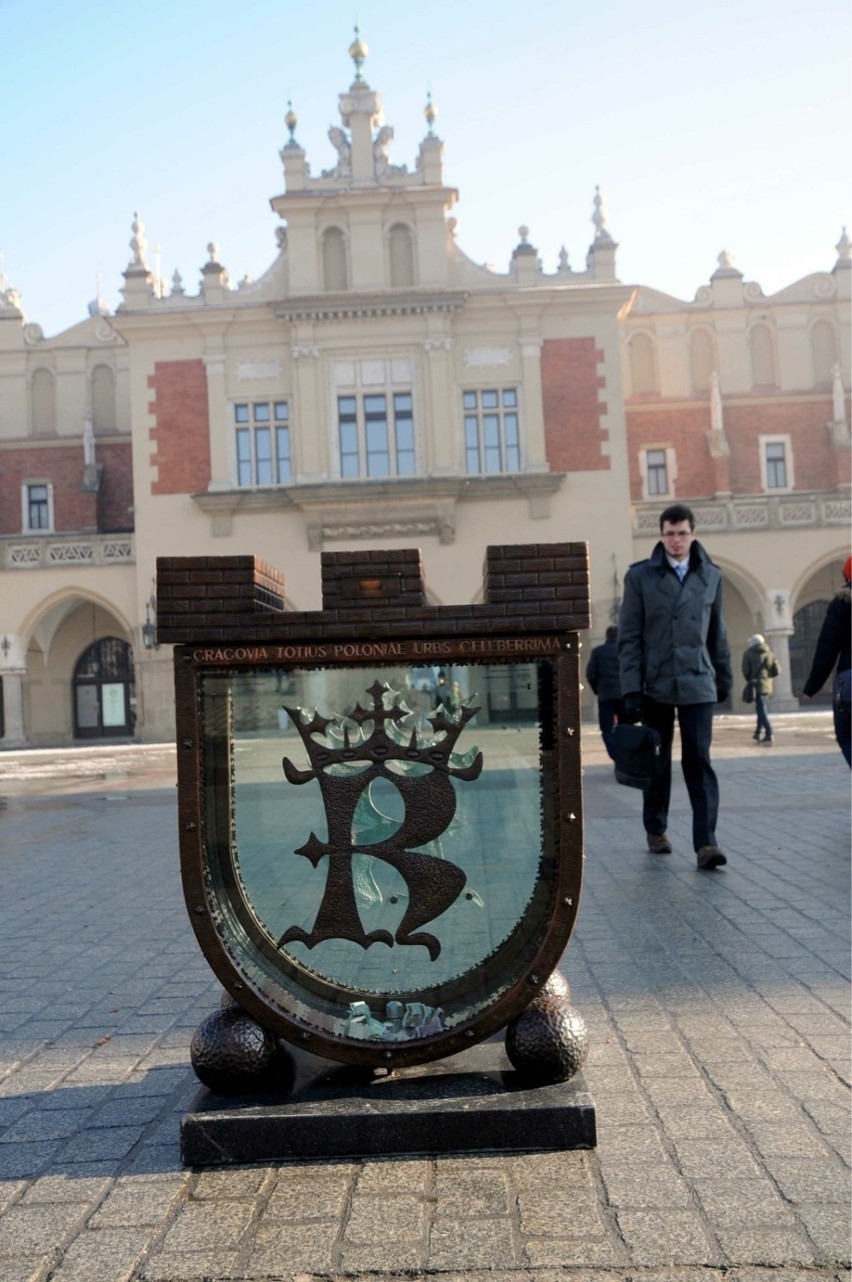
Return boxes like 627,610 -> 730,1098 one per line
618,504 -> 733,870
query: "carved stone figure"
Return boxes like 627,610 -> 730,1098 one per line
328,126 -> 352,177
373,124 -> 394,175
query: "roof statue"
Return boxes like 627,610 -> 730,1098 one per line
127,212 -> 150,272
592,186 -> 614,245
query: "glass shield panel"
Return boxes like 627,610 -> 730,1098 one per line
199,661 -> 558,1052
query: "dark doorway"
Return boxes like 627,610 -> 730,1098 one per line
73,637 -> 136,738
790,600 -> 832,704
485,663 -> 538,723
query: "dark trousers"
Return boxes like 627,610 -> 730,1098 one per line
641,697 -> 719,852
755,692 -> 772,739
597,698 -> 624,761
834,670 -> 852,767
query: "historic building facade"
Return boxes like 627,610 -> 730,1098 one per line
0,40 -> 849,745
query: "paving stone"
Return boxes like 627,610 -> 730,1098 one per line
713,1222 -> 819,1266
159,1200 -> 254,1251
354,1157 -> 429,1193
46,1227 -> 151,1282
517,1188 -> 606,1236
428,1217 -> 519,1270
87,1182 -> 182,1227
523,1234 -> 625,1267
601,1164 -> 693,1209
763,1158 -> 851,1204
19,1174 -> 112,1205
262,1175 -> 349,1220
138,1250 -> 243,1281
249,1220 -> 339,1275
434,1169 -> 510,1216
616,1207 -> 719,1265
0,1203 -> 87,1253
0,1257 -> 53,1282
796,1203 -> 852,1262
0,1142 -> 59,1179
345,1193 -> 426,1245
691,1177 -> 795,1221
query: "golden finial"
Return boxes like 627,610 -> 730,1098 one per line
349,25 -> 368,80
424,90 -> 437,135
284,99 -> 298,142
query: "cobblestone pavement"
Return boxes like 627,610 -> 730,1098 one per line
0,713 -> 848,1282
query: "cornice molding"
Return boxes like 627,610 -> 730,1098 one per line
273,290 -> 468,323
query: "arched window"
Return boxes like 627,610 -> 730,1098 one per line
628,333 -> 658,394
389,223 -> 415,288
749,324 -> 777,387
91,364 -> 116,431
689,329 -> 715,393
811,320 -> 836,386
322,227 -> 348,291
31,368 -> 56,435
73,637 -> 136,739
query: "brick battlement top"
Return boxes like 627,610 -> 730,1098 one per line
155,544 -> 590,645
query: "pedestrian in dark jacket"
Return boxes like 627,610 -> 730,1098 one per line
742,634 -> 780,746
586,625 -> 623,760
803,555 -> 852,767
618,503 -> 733,870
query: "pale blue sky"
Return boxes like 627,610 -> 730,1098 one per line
2,0 -> 849,336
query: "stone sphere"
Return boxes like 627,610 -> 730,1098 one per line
529,970 -> 571,1009
506,998 -> 588,1084
190,1006 -> 293,1095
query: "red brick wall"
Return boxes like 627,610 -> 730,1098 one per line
541,338 -> 609,471
148,360 -> 211,495
626,396 -> 849,499
0,442 -> 135,535
96,442 -> 134,531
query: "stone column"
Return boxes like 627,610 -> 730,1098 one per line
519,336 -> 548,472
0,671 -> 27,747
763,630 -> 797,711
291,345 -> 324,481
763,588 -> 798,710
423,336 -> 455,475
204,351 -> 231,491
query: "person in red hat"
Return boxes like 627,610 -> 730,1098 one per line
802,555 -> 852,766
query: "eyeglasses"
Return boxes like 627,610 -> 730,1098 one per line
661,530 -> 693,540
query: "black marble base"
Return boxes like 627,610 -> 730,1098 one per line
180,1039 -> 596,1166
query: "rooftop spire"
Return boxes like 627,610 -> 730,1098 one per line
424,90 -> 437,136
284,99 -> 298,144
349,25 -> 368,82
127,212 -> 150,271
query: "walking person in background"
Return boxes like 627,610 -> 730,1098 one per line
802,555 -> 852,767
742,633 -> 780,746
585,625 -> 623,760
619,504 -> 733,870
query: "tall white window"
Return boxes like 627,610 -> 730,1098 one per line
629,333 -> 658,394
234,401 -> 291,486
646,448 -> 668,495
338,391 -> 415,478
689,329 -> 715,393
22,482 -> 54,532
322,227 -> 348,291
759,435 -> 794,492
463,388 -> 520,473
640,447 -> 675,500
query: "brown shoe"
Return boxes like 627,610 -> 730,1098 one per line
697,845 -> 727,870
647,832 -> 672,854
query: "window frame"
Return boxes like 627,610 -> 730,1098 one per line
21,481 -> 54,533
639,446 -> 676,501
759,434 -> 794,493
337,390 -> 416,479
233,400 -> 291,488
462,387 -> 521,475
